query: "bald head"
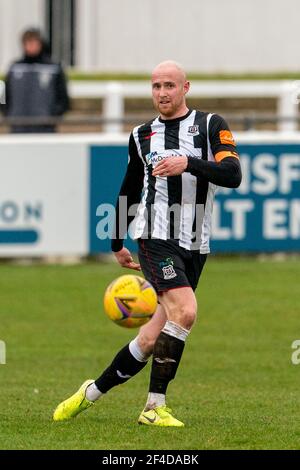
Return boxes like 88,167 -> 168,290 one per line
151,60 -> 190,119
152,60 -> 187,83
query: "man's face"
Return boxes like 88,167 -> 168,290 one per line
151,66 -> 189,118
23,38 -> 42,57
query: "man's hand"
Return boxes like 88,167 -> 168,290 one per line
152,156 -> 188,177
114,247 -> 141,271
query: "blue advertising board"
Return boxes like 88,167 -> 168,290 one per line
90,145 -> 137,254
90,143 -> 300,253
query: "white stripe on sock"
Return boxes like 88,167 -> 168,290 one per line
85,382 -> 102,402
145,392 -> 166,410
162,320 -> 190,342
129,337 -> 150,362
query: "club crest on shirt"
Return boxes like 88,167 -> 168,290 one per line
187,125 -> 200,136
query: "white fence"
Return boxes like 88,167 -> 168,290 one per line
69,80 -> 300,133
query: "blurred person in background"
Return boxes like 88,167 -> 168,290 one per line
2,27 -> 69,133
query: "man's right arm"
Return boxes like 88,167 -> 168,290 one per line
111,133 -> 144,253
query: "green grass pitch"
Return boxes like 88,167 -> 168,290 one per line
0,257 -> 299,450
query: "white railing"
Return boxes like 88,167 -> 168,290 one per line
69,80 -> 300,133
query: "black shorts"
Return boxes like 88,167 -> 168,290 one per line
137,238 -> 207,294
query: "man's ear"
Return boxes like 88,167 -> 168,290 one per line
184,81 -> 190,94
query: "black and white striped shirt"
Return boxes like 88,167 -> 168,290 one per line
112,109 -> 240,253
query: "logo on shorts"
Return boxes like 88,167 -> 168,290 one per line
159,257 -> 174,267
159,258 -> 177,280
187,125 -> 199,136
162,265 -> 177,280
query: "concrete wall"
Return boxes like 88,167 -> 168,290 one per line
0,0 -> 45,73
1,0 -> 300,74
75,0 -> 300,73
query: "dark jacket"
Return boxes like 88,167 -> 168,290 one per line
2,52 -> 69,133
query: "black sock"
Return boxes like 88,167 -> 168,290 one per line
149,332 -> 185,395
95,343 -> 148,393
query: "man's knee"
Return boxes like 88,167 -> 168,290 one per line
169,304 -> 197,330
179,305 -> 197,330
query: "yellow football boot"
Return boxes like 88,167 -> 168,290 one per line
53,379 -> 94,421
138,405 -> 184,427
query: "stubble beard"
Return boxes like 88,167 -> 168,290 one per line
155,99 -> 183,119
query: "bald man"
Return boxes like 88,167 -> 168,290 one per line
53,61 -> 242,427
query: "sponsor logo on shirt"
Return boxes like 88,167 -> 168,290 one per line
144,131 -> 157,140
145,151 -> 196,166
